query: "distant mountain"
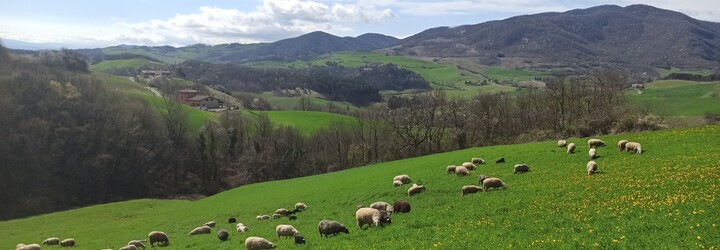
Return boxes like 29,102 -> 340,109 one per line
394,4 -> 720,69
1,39 -> 74,50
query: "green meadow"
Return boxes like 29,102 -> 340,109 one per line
2,125 -> 718,249
89,58 -> 163,72
247,111 -> 358,136
627,80 -> 720,116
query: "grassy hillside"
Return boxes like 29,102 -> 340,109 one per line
2,125 -> 719,249
90,58 -> 163,72
248,111 -> 358,136
255,92 -> 357,111
627,80 -> 720,115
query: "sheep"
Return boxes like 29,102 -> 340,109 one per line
318,220 -> 350,237
275,225 -> 299,238
482,178 -> 507,191
355,207 -> 391,229
558,140 -> 567,147
60,238 -> 75,247
16,244 -> 41,250
408,184 -> 426,196
189,225 -> 212,235
272,213 -> 283,219
462,162 -> 476,170
295,202 -> 308,211
495,157 -> 505,163
617,140 -> 629,151
257,215 -> 271,220
370,201 -> 394,213
287,208 -> 301,215
244,237 -> 276,250
393,174 -> 412,184
119,245 -> 138,250
462,185 -> 483,196
446,165 -> 457,174
204,221 -> 216,227
455,166 -> 469,177
625,142 -> 642,154
127,240 -> 146,249
289,215 -> 297,220
294,235 -> 306,245
236,223 -> 250,233
392,180 -> 403,187
393,200 -> 411,214
567,143 -> 576,154
218,229 -> 230,241
477,175 -> 489,185
514,164 -> 530,174
275,208 -> 289,215
147,231 -> 169,247
471,158 -> 486,164
588,139 -> 606,148
589,148 -> 597,159
228,217 -> 237,224
587,160 -> 598,175
43,237 -> 60,245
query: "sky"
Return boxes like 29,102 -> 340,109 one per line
1,0 -> 719,48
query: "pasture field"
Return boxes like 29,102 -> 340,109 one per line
2,125 -> 719,249
255,92 -> 358,111
246,110 -> 358,136
90,58 -> 163,72
627,80 -> 720,116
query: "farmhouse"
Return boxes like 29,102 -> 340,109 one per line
186,95 -> 221,109
175,88 -> 200,101
141,70 -> 170,78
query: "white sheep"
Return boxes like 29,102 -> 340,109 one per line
257,215 -> 271,220
244,236 -> 276,250
408,184 -> 425,196
567,143 -> 576,154
318,220 -> 350,237
625,142 -> 642,154
513,164 -> 530,174
127,240 -> 146,249
275,224 -> 299,238
471,158 -> 486,164
272,213 -> 283,219
60,238 -> 75,247
295,202 -> 308,210
189,225 -> 212,235
203,221 -> 216,227
617,140 -> 629,151
482,178 -> 507,191
588,139 -> 606,148
558,140 -> 567,147
147,231 -> 169,247
446,165 -> 457,174
275,208 -> 289,215
393,174 -> 412,184
589,148 -> 597,159
462,162 -> 476,170
455,166 -> 469,177
370,201 -> 394,213
355,207 -> 391,229
119,245 -> 138,250
587,160 -> 598,175
236,223 -> 250,233
392,180 -> 403,187
42,237 -> 60,245
462,185 -> 482,196
16,244 -> 41,250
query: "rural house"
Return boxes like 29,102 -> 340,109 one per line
140,70 -> 170,78
175,88 -> 200,101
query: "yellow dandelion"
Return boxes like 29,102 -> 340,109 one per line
612,239 -> 620,243
697,236 -> 702,240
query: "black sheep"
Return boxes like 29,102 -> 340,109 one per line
392,200 -> 411,214
217,229 -> 229,241
495,157 -> 505,163
228,217 -> 237,224
294,235 -> 306,245
289,215 -> 297,220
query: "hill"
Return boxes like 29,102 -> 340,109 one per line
396,4 -> 720,70
627,80 -> 720,116
2,125 -> 718,249
89,58 -> 163,73
249,111 -> 358,136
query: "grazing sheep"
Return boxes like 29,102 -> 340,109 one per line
43,237 -> 60,245
625,142 -> 642,154
275,208 -> 289,215
588,139 -> 606,148
204,221 -> 216,227
392,180 -> 403,187
318,220 -> 350,237
244,237 -> 276,250
189,225 -> 212,235
408,184 -> 426,196
514,164 -> 530,174
119,245 -> 138,250
471,158 -> 486,164
148,231 -> 169,247
446,165 -> 457,174
558,140 -> 567,147
276,225 -> 299,238
393,174 -> 412,184
370,201 -> 394,213
127,240 -> 146,249
236,223 -> 250,233
567,143 -> 576,154
295,202 -> 308,210
355,208 -> 391,229
462,185 -> 483,196
477,175 -> 489,185
462,162 -> 476,170
455,166 -> 469,177
60,238 -> 75,247
294,235 -> 306,245
617,140 -> 629,151
482,178 -> 507,191
16,244 -> 41,250
495,158 -> 505,163
589,148 -> 597,159
287,208 -> 301,215
228,217 -> 237,224
218,229 -> 230,241
257,215 -> 271,220
587,160 -> 598,175
289,215 -> 297,220
392,200 -> 411,214
272,214 -> 283,219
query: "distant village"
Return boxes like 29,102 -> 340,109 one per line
139,69 -> 225,111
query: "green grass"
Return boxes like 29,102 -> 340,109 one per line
247,111 -> 358,135
656,67 -> 714,78
627,80 -> 720,115
482,67 -> 550,82
2,125 -> 719,249
90,58 -> 163,72
255,92 -> 357,111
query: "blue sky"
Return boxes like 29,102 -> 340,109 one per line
1,0 -> 718,48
